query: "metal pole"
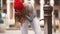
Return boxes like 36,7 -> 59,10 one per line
43,0 -> 53,34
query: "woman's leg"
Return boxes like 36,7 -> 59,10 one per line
30,17 -> 42,34
21,20 -> 28,34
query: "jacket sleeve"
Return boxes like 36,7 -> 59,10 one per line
25,4 -> 36,22
26,16 -> 33,22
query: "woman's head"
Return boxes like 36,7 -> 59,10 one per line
14,0 -> 24,9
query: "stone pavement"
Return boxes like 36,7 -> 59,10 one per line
0,30 -> 60,34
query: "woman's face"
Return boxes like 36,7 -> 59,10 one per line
15,8 -> 23,15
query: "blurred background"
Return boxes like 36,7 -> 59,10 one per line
0,0 -> 60,34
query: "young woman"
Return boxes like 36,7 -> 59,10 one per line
14,0 -> 26,28
14,0 -> 42,34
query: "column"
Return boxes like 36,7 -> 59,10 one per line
59,7 -> 60,32
7,0 -> 10,28
40,0 -> 44,19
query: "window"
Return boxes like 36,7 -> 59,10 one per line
22,0 -> 24,3
2,0 -> 6,4
35,0 -> 40,5
2,0 -> 7,13
54,0 -> 60,6
36,9 -> 40,18
54,10 -> 59,18
0,0 -> 1,10
3,9 -> 7,14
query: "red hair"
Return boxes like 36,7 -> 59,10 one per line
14,0 -> 24,9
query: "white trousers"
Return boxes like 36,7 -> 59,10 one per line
21,17 -> 42,34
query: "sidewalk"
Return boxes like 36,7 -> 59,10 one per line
0,30 -> 60,34
0,30 -> 43,34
